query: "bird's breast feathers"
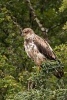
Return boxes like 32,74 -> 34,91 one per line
24,39 -> 46,65
23,30 -> 56,65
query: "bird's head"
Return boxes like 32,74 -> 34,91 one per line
21,28 -> 34,38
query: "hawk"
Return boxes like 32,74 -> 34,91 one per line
22,28 -> 64,78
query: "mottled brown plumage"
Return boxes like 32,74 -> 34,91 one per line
22,28 -> 64,78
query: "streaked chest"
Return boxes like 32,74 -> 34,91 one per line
24,39 -> 37,52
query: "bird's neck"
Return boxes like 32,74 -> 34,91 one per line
24,33 -> 34,40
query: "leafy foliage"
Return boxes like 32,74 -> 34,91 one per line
14,89 -> 67,100
54,44 -> 67,70
59,0 -> 67,12
14,60 -> 67,100
0,0 -> 67,100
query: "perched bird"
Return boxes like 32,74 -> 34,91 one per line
22,28 -> 64,78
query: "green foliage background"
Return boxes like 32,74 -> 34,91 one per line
0,0 -> 67,100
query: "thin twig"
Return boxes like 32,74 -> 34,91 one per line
11,15 -> 23,33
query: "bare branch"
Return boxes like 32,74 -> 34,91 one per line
25,0 -> 48,39
11,16 -> 23,33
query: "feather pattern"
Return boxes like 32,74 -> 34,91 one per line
22,28 -> 64,78
33,34 -> 56,60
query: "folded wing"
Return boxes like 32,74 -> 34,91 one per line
34,34 -> 56,60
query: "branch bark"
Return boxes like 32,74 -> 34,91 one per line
25,0 -> 48,40
11,15 -> 23,33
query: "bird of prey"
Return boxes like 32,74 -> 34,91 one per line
22,28 -> 64,78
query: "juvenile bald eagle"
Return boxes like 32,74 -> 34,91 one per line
22,28 -> 64,78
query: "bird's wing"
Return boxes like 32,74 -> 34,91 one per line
34,34 -> 56,60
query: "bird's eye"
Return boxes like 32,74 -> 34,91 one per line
24,30 -> 29,34
25,31 -> 27,33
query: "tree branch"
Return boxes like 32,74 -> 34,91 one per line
10,15 -> 23,34
25,0 -> 48,39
